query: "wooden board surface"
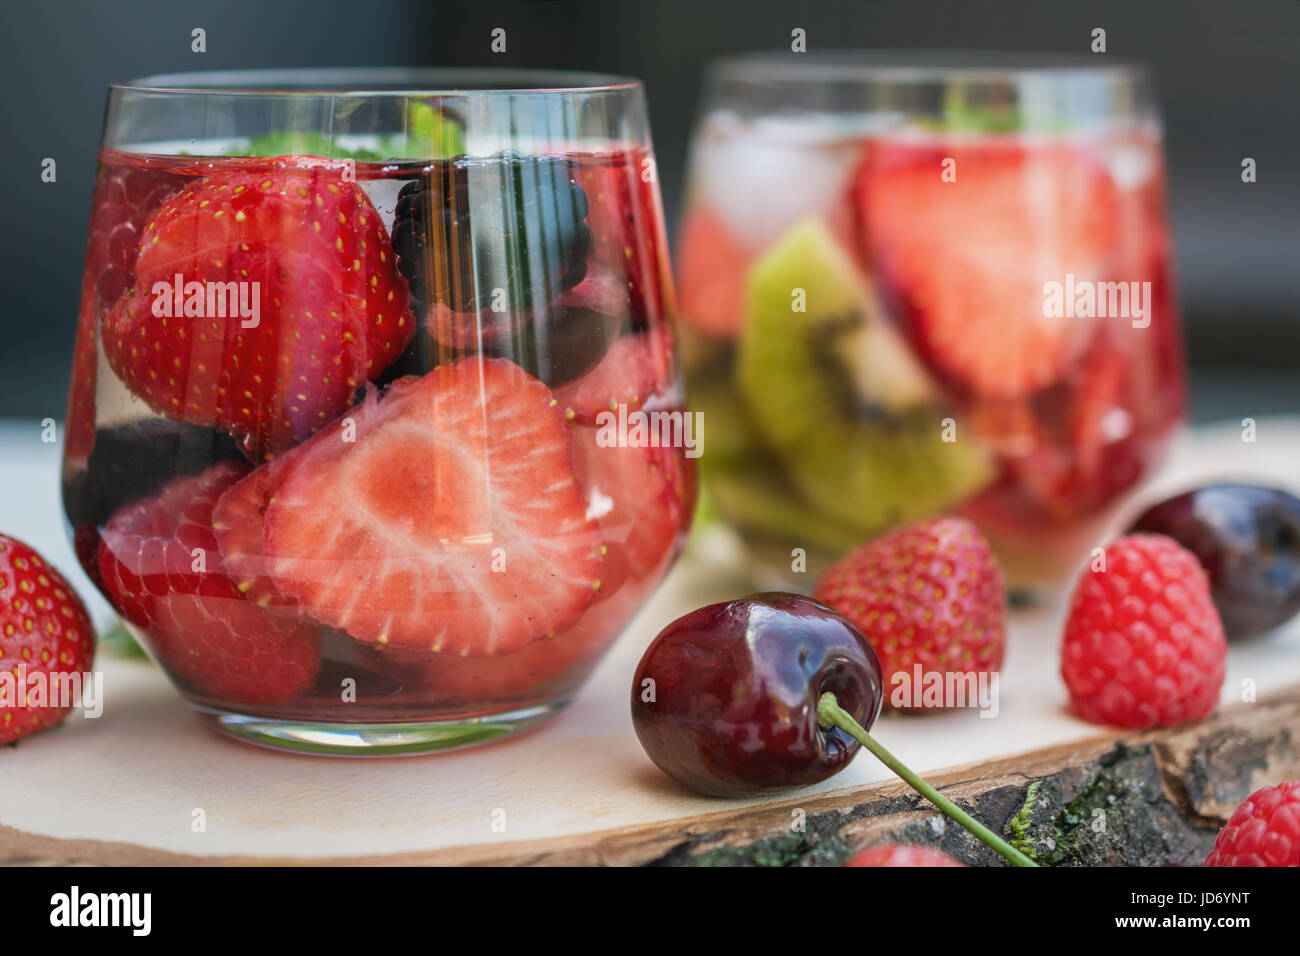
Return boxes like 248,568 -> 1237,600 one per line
0,418 -> 1297,865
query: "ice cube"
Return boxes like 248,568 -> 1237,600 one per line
688,111 -> 864,254
1104,140 -> 1157,192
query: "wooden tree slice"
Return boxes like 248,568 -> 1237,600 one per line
2,687 -> 1295,866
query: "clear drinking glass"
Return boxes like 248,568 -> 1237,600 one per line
62,68 -> 692,754
677,51 -> 1184,593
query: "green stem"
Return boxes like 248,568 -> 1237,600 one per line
817,692 -> 1039,868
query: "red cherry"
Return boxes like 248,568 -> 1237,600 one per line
631,593 -> 883,797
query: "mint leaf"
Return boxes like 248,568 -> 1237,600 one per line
243,105 -> 465,162
99,621 -> 151,662
908,84 -> 1073,134
381,103 -> 467,159
244,130 -> 386,162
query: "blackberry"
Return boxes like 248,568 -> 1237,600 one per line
63,420 -> 244,530
392,153 -> 591,314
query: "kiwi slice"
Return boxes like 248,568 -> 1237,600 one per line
706,466 -> 866,555
690,379 -> 863,554
735,219 -> 992,534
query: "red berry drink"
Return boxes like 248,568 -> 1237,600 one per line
62,70 -> 692,753
679,53 -> 1184,592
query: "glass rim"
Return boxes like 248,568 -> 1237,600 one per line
111,67 -> 643,97
709,49 -> 1150,84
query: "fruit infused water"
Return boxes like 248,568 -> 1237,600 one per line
677,54 -> 1184,590
63,71 -> 692,753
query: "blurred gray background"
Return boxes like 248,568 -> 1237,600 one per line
1,0 -> 1296,423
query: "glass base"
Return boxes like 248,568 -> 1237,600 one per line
195,700 -> 568,756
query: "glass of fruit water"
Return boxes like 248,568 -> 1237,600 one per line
678,52 -> 1185,592
62,69 -> 692,754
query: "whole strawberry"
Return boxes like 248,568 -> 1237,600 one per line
103,158 -> 414,461
1204,781 -> 1300,867
579,158 -> 669,330
813,517 -> 1006,711
0,535 -> 96,744
846,844 -> 965,867
1061,533 -> 1226,729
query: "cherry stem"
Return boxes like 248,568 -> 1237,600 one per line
817,692 -> 1039,868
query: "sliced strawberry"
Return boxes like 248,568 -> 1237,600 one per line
572,427 -> 693,598
406,569 -> 654,702
552,322 -> 677,426
1047,339 -> 1152,514
967,346 -> 1145,524
98,460 -> 320,704
1069,340 -> 1129,480
102,158 -> 414,461
579,152 -> 670,330
966,395 -> 1044,459
211,452 -> 297,608
676,206 -> 749,338
403,431 -> 694,700
261,358 -> 604,656
854,140 -> 1119,399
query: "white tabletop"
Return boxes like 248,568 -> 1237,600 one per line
0,418 -> 1297,861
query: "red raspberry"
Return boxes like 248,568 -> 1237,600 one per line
813,517 -> 1006,711
846,844 -> 965,867
1061,533 -> 1226,729
1204,781 -> 1300,867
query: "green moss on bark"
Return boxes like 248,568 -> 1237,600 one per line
645,743 -> 1223,866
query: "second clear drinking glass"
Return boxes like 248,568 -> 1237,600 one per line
677,51 -> 1185,593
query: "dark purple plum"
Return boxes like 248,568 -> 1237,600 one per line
630,592 -> 883,797
1130,483 -> 1300,640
